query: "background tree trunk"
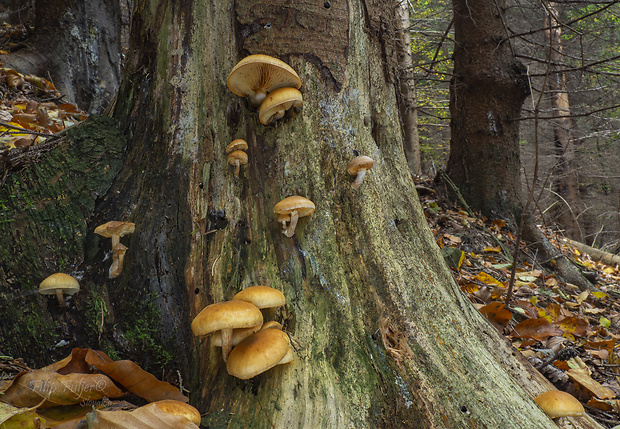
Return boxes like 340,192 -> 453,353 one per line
446,0 -> 530,218
0,0 -> 121,113
543,1 -> 582,241
0,0 -> 602,427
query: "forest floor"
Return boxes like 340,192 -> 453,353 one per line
418,177 -> 620,428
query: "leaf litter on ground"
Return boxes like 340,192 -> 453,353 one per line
418,176 -> 620,427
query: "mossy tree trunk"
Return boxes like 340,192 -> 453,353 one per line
0,0 -> 602,427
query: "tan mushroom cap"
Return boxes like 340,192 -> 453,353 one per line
233,286 -> 286,309
226,328 -> 290,379
39,273 -> 80,307
153,400 -> 201,426
261,321 -> 283,331
347,156 -> 375,175
278,346 -> 294,365
259,87 -> 303,125
94,221 -> 135,248
534,390 -> 584,419
227,54 -> 301,106
191,301 -> 263,336
273,196 -> 315,218
228,150 -> 248,176
226,139 -> 248,154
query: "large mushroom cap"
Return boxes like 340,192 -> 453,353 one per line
534,390 -> 584,419
226,328 -> 290,379
347,156 -> 375,175
191,301 -> 263,337
233,286 -> 285,309
226,139 -> 248,154
39,273 -> 80,296
273,196 -> 315,218
259,87 -> 303,125
153,400 -> 201,426
227,55 -> 301,106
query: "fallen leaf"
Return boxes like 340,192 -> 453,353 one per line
513,318 -> 564,341
557,316 -> 593,337
85,403 -> 198,429
474,272 -> 505,288
479,301 -> 512,331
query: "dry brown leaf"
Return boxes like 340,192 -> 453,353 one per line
479,301 -> 512,331
567,367 -> 616,399
556,316 -> 593,337
513,318 -> 564,341
86,403 -> 198,429
0,369 -> 125,408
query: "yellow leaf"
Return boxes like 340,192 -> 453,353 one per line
603,266 -> 615,274
592,291 -> 608,300
474,272 -> 505,288
483,246 -> 501,253
599,316 -> 611,329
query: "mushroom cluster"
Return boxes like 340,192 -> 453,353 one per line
227,55 -> 303,125
94,220 -> 135,278
192,285 -> 292,379
226,139 -> 248,177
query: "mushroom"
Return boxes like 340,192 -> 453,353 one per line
227,150 -> 248,177
233,285 -> 286,321
109,243 -> 128,278
211,324 -> 262,348
153,400 -> 201,426
273,196 -> 315,238
259,87 -> 303,125
277,213 -> 290,234
226,328 -> 291,379
347,156 -> 375,189
227,54 -> 301,106
534,390 -> 584,421
260,321 -> 283,331
225,139 -> 248,154
94,221 -> 135,248
191,300 -> 263,362
39,273 -> 80,307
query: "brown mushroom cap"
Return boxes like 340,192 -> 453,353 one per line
153,400 -> 201,426
233,286 -> 286,309
191,301 -> 263,336
258,87 -> 303,125
227,55 -> 301,106
273,196 -> 315,218
39,273 -> 80,307
226,139 -> 248,154
534,390 -> 585,419
347,156 -> 375,175
226,328 -> 290,379
94,221 -> 135,248
227,150 -> 248,166
261,321 -> 283,331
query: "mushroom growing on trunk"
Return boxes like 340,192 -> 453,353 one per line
347,155 -> 375,189
273,196 -> 315,237
39,273 -> 80,307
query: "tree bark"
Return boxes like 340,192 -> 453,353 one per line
0,0 -> 602,427
543,1 -> 582,241
0,0 -> 121,113
446,0 -> 530,218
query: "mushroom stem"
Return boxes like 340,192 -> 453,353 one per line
234,159 -> 240,177
352,169 -> 368,189
221,328 -> 233,362
111,234 -> 120,248
284,210 -> 299,237
109,251 -> 125,278
55,289 -> 67,307
250,90 -> 267,107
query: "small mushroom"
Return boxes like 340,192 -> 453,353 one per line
258,87 -> 303,125
347,156 -> 375,189
39,273 -> 80,307
534,390 -> 584,421
191,300 -> 263,362
227,150 -> 248,177
226,328 -> 291,379
94,221 -> 135,248
227,55 -> 301,106
273,196 -> 315,237
109,243 -> 128,278
153,400 -> 202,426
226,139 -> 248,154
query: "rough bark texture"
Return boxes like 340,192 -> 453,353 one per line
447,0 -> 530,218
0,0 -> 121,113
0,0 -> 602,428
